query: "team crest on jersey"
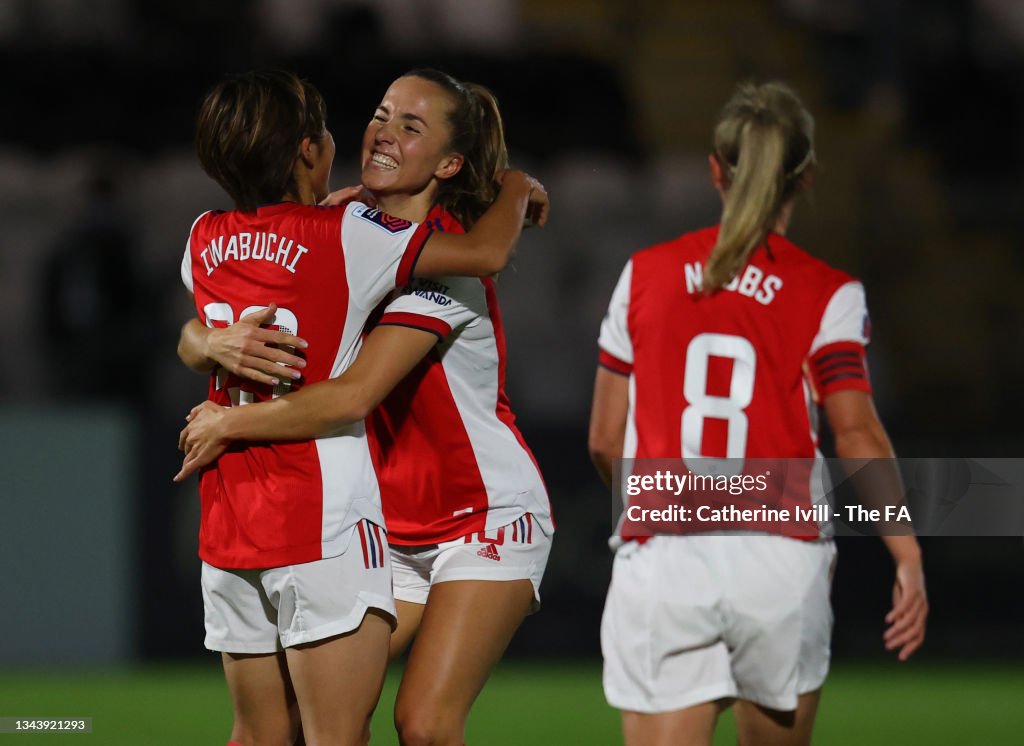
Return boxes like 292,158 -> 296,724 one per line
354,205 -> 412,234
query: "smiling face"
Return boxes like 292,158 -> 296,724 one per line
361,76 -> 464,209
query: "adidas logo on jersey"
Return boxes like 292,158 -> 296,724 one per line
477,543 -> 501,562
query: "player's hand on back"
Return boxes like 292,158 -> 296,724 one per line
206,304 -> 307,386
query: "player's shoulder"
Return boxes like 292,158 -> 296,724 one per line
244,201 -> 346,236
300,202 -> 345,215
191,207 -> 226,227
299,203 -> 353,233
341,201 -> 418,235
425,204 -> 466,235
628,226 -> 717,281
200,202 -> 344,228
634,225 -> 716,260
770,233 -> 858,290
188,208 -> 228,244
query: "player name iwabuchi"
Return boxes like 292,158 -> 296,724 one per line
684,261 -> 782,305
200,232 -> 309,276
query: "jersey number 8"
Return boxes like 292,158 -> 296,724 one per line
682,332 -> 756,475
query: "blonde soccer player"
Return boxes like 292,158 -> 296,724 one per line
589,81 -> 928,746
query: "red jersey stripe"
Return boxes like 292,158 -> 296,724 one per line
397,223 -> 433,285
357,521 -> 370,569
808,341 -> 871,399
599,349 -> 633,376
378,311 -> 452,339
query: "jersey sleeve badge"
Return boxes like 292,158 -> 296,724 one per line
352,204 -> 413,234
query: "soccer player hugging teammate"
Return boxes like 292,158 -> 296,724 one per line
588,82 -> 928,746
177,70 -> 552,746
177,70 -> 548,746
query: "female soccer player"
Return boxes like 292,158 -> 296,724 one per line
178,70 -> 553,746
181,70 -> 547,746
588,81 -> 928,746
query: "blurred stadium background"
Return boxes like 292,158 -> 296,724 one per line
2,0 -> 1022,742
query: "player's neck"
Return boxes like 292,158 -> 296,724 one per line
286,183 -> 319,206
374,191 -> 433,224
772,201 -> 795,235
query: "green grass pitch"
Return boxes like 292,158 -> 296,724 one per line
0,661 -> 1020,744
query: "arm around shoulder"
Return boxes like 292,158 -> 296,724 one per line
414,170 -> 548,278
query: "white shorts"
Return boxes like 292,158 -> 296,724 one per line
202,520 -> 396,653
390,514 -> 551,612
602,534 -> 836,713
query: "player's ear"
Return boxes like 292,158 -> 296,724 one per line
299,136 -> 316,168
435,153 -> 464,181
709,153 -> 727,193
798,165 -> 816,190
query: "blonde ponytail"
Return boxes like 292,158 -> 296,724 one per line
703,82 -> 815,292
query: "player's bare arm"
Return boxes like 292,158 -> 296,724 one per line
588,366 -> 629,489
824,389 -> 928,661
414,169 -> 548,278
177,304 -> 308,385
174,324 -> 438,481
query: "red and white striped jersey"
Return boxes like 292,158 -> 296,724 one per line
366,206 -> 552,546
182,200 -> 431,569
599,226 -> 871,535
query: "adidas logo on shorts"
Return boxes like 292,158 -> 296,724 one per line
477,543 -> 501,562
